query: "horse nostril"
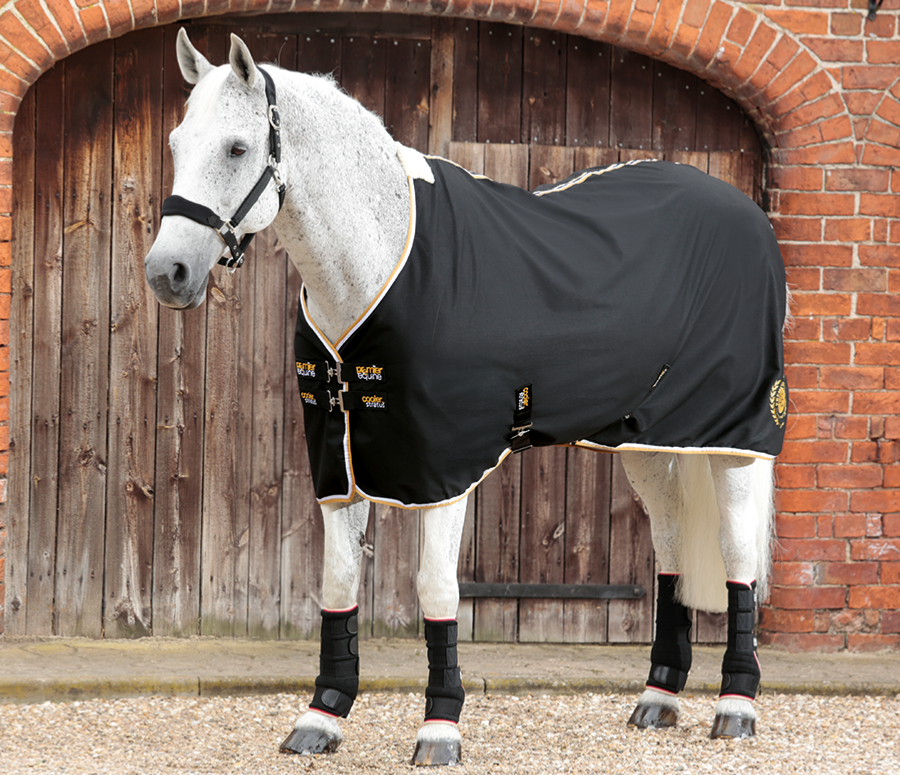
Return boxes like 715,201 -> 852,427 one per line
171,262 -> 189,287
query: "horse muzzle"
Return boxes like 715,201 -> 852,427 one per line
144,248 -> 210,310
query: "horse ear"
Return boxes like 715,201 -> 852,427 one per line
176,28 -> 213,85
229,34 -> 257,89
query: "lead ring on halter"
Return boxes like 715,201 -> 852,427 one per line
160,67 -> 286,273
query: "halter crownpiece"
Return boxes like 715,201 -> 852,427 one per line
160,67 -> 286,273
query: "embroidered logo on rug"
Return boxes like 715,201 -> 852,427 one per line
362,394 -> 387,410
355,365 -> 385,382
769,379 -> 787,428
517,385 -> 530,412
301,391 -> 319,407
297,361 -> 318,379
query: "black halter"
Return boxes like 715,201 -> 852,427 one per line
160,67 -> 286,272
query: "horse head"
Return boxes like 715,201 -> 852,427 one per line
144,29 -> 284,309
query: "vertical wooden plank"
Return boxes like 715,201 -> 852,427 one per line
428,18 -> 455,158
152,23 -> 210,639
652,60 -> 698,153
607,456 -> 654,643
484,143 -> 529,187
297,31 -> 341,78
57,41 -> 114,637
522,29 -> 566,145
340,35 -> 385,118
356,505 -> 376,638
372,505 -> 419,638
618,148 -> 658,163
708,150 -> 741,188
517,446 -> 567,643
105,28 -> 164,639
28,68 -> 66,637
477,23 -> 523,144
456,494 -> 476,642
695,85 -> 741,152
565,38 -> 611,147
385,37 -> 431,151
563,449 -> 612,643
244,31 -> 297,640
574,146 -> 618,172
8,81 -> 36,637
451,19 -> 479,143
664,150 -> 709,173
609,48 -> 653,152
448,141 -> 485,176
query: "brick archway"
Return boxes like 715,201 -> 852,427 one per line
3,2 -> 900,651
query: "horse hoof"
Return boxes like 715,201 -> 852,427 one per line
412,722 -> 462,766
279,711 -> 343,755
412,739 -> 462,766
710,713 -> 756,740
627,702 -> 679,729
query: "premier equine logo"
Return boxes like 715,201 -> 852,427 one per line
769,379 -> 787,428
362,395 -> 386,410
296,361 -> 317,378
355,365 -> 384,382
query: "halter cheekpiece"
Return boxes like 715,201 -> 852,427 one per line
160,67 -> 285,273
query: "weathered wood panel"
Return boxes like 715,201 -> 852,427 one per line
56,42 -> 114,637
8,15 -> 763,644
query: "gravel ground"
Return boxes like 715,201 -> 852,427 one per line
1,691 -> 899,775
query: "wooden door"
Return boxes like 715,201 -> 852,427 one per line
8,14 -> 762,641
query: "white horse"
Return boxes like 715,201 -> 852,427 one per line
145,30 -> 787,766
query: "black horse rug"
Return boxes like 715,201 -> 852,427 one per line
294,157 -> 788,508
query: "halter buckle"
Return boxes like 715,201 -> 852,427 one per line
270,158 -> 285,191
268,104 -> 281,131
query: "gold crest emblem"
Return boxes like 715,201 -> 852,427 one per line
769,378 -> 787,428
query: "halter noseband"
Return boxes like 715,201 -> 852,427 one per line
160,67 -> 286,273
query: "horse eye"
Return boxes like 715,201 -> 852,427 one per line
230,144 -> 247,157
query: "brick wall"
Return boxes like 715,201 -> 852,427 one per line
0,0 -> 898,649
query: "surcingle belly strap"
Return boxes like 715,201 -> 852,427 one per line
720,580 -> 760,700
310,607 -> 360,718
647,573 -> 693,694
424,619 -> 466,724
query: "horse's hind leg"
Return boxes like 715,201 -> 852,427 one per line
280,498 -> 370,756
411,499 -> 468,766
621,450 -> 692,730
708,455 -> 771,740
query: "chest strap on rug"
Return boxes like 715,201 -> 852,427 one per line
509,384 -> 533,453
296,360 -> 387,385
298,388 -> 388,412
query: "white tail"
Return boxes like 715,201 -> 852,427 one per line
675,455 -> 775,613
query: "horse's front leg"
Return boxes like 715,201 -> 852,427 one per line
280,498 -> 370,756
620,450 -> 691,731
411,498 -> 468,766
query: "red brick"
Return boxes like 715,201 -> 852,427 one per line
787,416 -> 819,441
764,9 -> 828,36
834,513 -> 869,538
826,168 -> 890,193
785,365 -> 817,389
819,366 -> 884,390
863,11 -> 896,39
0,12 -> 54,71
758,631 -> 846,651
824,218 -> 872,242
780,440 -> 848,465
769,167 -> 824,191
857,294 -> 900,317
850,490 -> 900,513
775,142 -> 857,166
691,2 -> 735,68
776,512 -> 817,537
849,585 -> 900,609
784,341 -> 851,365
822,319 -> 872,342
817,561 -> 879,586
645,0 -> 683,53
786,318 -> 822,341
862,144 -> 900,168
834,416 -> 871,439
887,418 -> 900,438
843,66 -> 900,91
725,6 -> 756,46
856,344 -> 900,365
854,392 -> 900,415
820,465 -> 883,490
827,270 -> 887,293
801,37 -> 862,63
867,40 -> 900,66
778,489 -> 850,514
845,92 -> 882,116
884,610 -> 900,633
682,0 -> 711,28
782,244 -> 854,268
788,390 -> 849,414
850,538 -> 900,561
785,267 -> 820,291
831,12 -> 861,36
770,585 -> 846,609
848,633 -> 900,652
767,51 -> 818,105
760,608 -> 815,633
792,289 -> 853,315
771,561 -> 816,586
883,562 -> 900,584
732,23 -> 779,83
779,192 -> 856,217
886,465 -> 900,487
860,245 -> 900,268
